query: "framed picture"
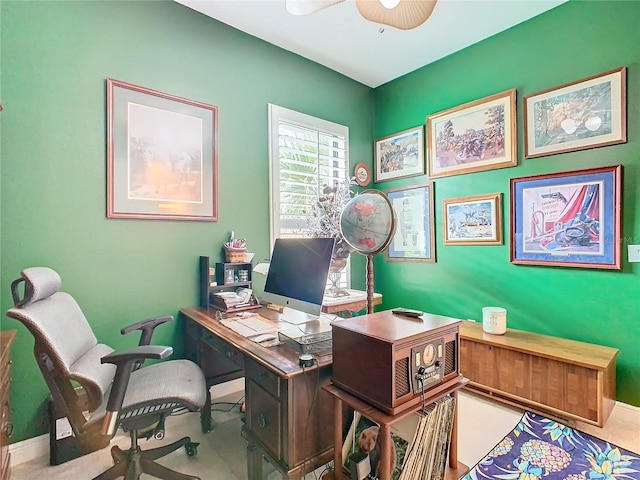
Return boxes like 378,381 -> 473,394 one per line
427,89 -> 517,179
107,78 -> 218,220
524,67 -> 626,159
374,126 -> 425,182
353,162 -> 372,187
385,182 -> 435,262
510,165 -> 621,270
443,193 -> 502,245
342,412 -> 409,480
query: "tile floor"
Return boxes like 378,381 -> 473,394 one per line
11,390 -> 640,480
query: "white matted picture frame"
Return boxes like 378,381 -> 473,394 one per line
385,182 -> 436,262
427,89 -> 517,179
524,67 -> 627,159
443,193 -> 502,245
107,78 -> 218,221
374,126 -> 425,182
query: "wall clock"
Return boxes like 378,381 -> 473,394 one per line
353,162 -> 371,187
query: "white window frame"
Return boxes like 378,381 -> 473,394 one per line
268,103 -> 351,288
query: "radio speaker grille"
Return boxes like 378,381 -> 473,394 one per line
444,340 -> 456,375
395,357 -> 410,398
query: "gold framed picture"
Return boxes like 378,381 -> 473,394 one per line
427,89 -> 516,179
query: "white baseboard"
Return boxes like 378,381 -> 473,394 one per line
9,433 -> 49,467
615,400 -> 640,414
10,380 -> 246,468
210,378 -> 244,400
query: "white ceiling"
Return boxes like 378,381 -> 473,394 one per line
176,0 -> 567,88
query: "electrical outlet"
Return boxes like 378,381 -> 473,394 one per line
628,245 -> 640,263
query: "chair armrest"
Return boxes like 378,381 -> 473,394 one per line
101,345 -> 172,366
120,315 -> 173,346
100,345 -> 173,434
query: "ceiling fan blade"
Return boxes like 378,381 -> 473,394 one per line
285,0 -> 346,16
355,0 -> 437,30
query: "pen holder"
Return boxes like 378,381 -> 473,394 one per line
224,247 -> 247,263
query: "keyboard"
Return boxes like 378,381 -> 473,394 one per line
221,316 -> 278,338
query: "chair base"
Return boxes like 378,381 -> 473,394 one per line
93,436 -> 200,480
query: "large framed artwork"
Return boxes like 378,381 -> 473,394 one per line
510,165 -> 622,270
427,89 -> 517,179
524,67 -> 626,159
107,78 -> 218,221
374,126 -> 425,182
385,182 -> 435,262
443,193 -> 502,245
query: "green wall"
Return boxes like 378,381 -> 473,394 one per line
372,0 -> 639,405
0,0 -> 372,442
1,0 -> 638,445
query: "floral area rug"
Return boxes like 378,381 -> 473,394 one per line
462,411 -> 640,480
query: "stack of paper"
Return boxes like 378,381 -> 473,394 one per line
213,291 -> 244,305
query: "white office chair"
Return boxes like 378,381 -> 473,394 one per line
7,267 -> 207,480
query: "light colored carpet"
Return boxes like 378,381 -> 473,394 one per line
11,390 -> 639,479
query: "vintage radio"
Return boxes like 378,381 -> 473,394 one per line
331,310 -> 461,415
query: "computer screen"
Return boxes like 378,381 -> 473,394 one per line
262,237 -> 335,324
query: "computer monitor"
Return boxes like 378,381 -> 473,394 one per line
262,237 -> 335,324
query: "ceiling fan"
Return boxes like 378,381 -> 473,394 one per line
285,0 -> 438,30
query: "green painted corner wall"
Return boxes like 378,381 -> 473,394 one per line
372,0 -> 639,405
1,0 -> 638,445
0,1 -> 372,442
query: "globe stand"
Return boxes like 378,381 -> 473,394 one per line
338,190 -> 397,315
366,254 -> 375,314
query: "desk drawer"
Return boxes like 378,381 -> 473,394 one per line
246,379 -> 281,459
246,359 -> 280,398
202,332 -> 245,369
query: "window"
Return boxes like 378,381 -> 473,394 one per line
268,104 -> 350,288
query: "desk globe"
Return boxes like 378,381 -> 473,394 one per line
339,190 -> 396,313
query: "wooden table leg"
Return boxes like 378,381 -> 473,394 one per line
449,390 -> 458,469
333,396 -> 343,480
246,440 -> 265,480
378,423 -> 391,480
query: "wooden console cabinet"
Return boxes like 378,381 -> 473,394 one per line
459,322 -> 617,427
1,331 -> 16,480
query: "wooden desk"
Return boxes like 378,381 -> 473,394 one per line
322,290 -> 382,317
323,381 -> 468,480
181,307 -> 337,480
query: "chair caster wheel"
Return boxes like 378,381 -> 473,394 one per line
185,442 -> 199,457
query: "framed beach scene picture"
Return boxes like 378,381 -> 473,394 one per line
107,78 -> 218,221
524,67 -> 626,158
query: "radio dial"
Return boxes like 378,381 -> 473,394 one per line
423,344 -> 436,365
